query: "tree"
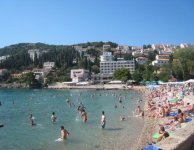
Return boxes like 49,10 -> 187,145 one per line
113,68 -> 131,81
132,70 -> 142,82
33,52 -> 39,67
22,72 -> 41,88
91,65 -> 100,74
84,57 -> 88,69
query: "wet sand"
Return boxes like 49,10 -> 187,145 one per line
132,86 -> 157,150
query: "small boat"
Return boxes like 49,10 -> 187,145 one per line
0,124 -> 4,128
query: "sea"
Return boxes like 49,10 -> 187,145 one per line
0,89 -> 144,150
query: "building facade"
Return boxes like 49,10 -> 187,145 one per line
152,54 -> 170,66
136,57 -> 148,65
28,49 -> 40,61
43,62 -> 55,69
100,52 -> 135,77
70,69 -> 90,83
0,55 -> 10,62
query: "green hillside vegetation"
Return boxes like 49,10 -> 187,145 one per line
0,42 -> 116,85
0,42 -> 193,87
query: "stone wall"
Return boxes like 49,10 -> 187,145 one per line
156,120 -> 194,150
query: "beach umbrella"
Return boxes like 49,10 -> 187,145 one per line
139,80 -> 146,85
185,79 -> 194,83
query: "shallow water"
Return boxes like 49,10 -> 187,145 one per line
0,89 -> 144,150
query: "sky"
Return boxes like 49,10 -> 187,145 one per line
0,0 -> 194,48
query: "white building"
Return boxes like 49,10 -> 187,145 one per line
136,57 -> 148,65
132,50 -> 142,57
152,59 -> 169,66
28,49 -> 40,61
180,43 -> 188,49
116,45 -> 129,53
70,69 -> 90,83
33,69 -> 45,80
100,52 -> 135,76
0,55 -> 10,61
43,62 -> 55,69
100,52 -> 113,62
152,54 -> 170,66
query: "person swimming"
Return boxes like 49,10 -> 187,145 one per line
29,114 -> 36,126
114,104 -> 117,108
51,112 -> 57,123
60,126 -> 69,140
77,103 -> 85,113
120,116 -> 125,121
101,111 -> 106,129
81,109 -> 87,123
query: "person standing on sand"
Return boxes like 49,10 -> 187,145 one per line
101,111 -> 106,129
60,126 -> 69,140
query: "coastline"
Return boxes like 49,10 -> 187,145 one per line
132,86 -> 157,150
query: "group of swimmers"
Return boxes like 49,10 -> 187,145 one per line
29,108 -> 107,141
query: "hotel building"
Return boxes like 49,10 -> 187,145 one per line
100,52 -> 135,77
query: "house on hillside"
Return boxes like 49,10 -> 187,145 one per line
28,49 -> 40,61
152,54 -> 170,66
43,62 -> 55,69
70,69 -> 90,83
136,57 -> 148,65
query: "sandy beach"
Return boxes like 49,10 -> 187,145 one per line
137,82 -> 194,150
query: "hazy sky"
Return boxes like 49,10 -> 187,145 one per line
0,0 -> 194,48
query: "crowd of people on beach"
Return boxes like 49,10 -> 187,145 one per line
144,82 -> 194,144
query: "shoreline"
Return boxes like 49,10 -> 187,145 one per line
132,86 -> 157,150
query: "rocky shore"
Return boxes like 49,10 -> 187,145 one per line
0,83 -> 28,88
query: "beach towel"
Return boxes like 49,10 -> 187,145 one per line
169,112 -> 177,116
184,117 -> 192,123
141,144 -> 162,150
152,132 -> 173,139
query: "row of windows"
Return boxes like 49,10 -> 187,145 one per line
100,62 -> 134,65
100,65 -> 134,67
100,69 -> 134,72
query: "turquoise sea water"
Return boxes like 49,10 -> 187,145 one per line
0,89 -> 144,150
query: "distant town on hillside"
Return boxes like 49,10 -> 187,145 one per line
0,42 -> 193,88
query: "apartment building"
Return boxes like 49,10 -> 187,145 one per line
100,52 -> 135,76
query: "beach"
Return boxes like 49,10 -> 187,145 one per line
1,83 -> 194,150
137,82 -> 194,150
